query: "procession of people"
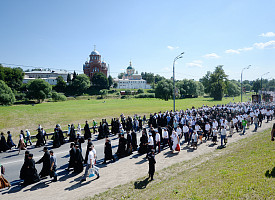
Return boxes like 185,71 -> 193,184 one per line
0,101 -> 274,189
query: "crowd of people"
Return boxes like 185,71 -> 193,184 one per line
0,101 -> 274,188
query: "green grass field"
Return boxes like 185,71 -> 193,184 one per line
86,127 -> 275,200
0,94 -> 250,136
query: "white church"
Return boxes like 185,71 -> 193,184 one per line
114,62 -> 151,89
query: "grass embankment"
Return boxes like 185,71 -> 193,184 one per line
87,128 -> 275,200
0,94 -> 248,136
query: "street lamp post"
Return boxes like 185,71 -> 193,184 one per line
241,65 -> 251,103
173,52 -> 184,112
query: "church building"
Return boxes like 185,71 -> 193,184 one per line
83,47 -> 108,79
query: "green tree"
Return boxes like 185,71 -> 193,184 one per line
226,81 -> 241,97
244,83 -> 251,92
99,89 -> 108,98
0,65 -> 24,91
26,79 -> 52,103
67,73 -> 72,85
137,88 -> 144,94
117,73 -> 124,79
155,79 -> 173,101
72,71 -> 77,82
92,72 -> 109,89
54,76 -> 67,92
0,80 -> 15,105
113,82 -> 118,88
252,79 -> 261,94
51,91 -> 67,101
202,66 -> 228,100
141,72 -> 155,84
71,74 -> 90,95
199,71 -> 211,94
108,75 -> 114,88
196,81 -> 204,96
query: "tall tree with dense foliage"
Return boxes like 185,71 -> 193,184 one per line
0,65 -> 24,91
225,81 -> 241,97
54,76 -> 67,92
141,72 -> 155,84
0,80 -> 15,105
155,79 -> 173,101
71,74 -> 91,95
252,79 -> 261,94
200,66 -> 228,100
67,73 -> 72,85
92,72 -> 109,89
26,79 -> 52,103
108,75 -> 113,88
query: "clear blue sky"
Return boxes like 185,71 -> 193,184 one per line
0,0 -> 274,81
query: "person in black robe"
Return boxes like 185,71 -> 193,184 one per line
103,137 -> 115,164
58,126 -> 65,145
20,150 -> 29,180
7,131 -> 16,149
126,131 -> 132,155
52,127 -> 61,148
22,153 -> 40,185
69,124 -> 76,142
66,143 -> 76,171
36,147 -> 51,178
116,134 -> 127,158
138,129 -> 148,154
74,144 -> 83,173
35,129 -> 44,147
75,133 -> 85,152
146,149 -> 156,181
0,132 -> 10,152
131,131 -> 138,151
97,122 -> 104,140
84,138 -> 93,164
84,121 -> 91,140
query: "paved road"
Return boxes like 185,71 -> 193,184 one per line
0,131 -> 143,185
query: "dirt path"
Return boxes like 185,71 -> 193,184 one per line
1,121 -> 274,200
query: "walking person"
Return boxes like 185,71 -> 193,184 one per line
7,131 -> 16,150
220,126 -> 227,147
49,150 -> 58,182
253,116 -> 259,132
146,149 -> 156,181
25,129 -> 32,146
81,145 -> 99,182
36,147 -> 51,178
242,118 -> 248,134
18,131 -> 26,154
0,164 -> 11,189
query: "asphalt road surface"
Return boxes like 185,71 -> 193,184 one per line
0,131 -> 144,186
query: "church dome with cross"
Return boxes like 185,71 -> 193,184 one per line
83,46 -> 108,79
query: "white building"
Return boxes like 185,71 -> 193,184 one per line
23,70 -> 71,85
115,62 -> 151,89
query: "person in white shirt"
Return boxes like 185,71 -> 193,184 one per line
220,126 -> 227,147
81,145 -> 99,181
171,131 -> 179,152
162,128 -> 169,148
191,131 -> 198,150
155,131 -> 161,153
204,122 -> 211,140
212,127 -> 218,145
176,125 -> 182,139
148,132 -> 154,150
182,124 -> 189,143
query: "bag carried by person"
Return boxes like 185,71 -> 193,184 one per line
89,168 -> 95,177
175,144 -> 180,151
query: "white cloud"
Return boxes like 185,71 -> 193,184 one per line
238,47 -> 253,51
203,53 -> 220,58
167,45 -> 179,50
225,47 -> 253,54
254,40 -> 275,49
225,49 -> 240,54
259,32 -> 275,37
186,60 -> 203,68
161,67 -> 171,72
